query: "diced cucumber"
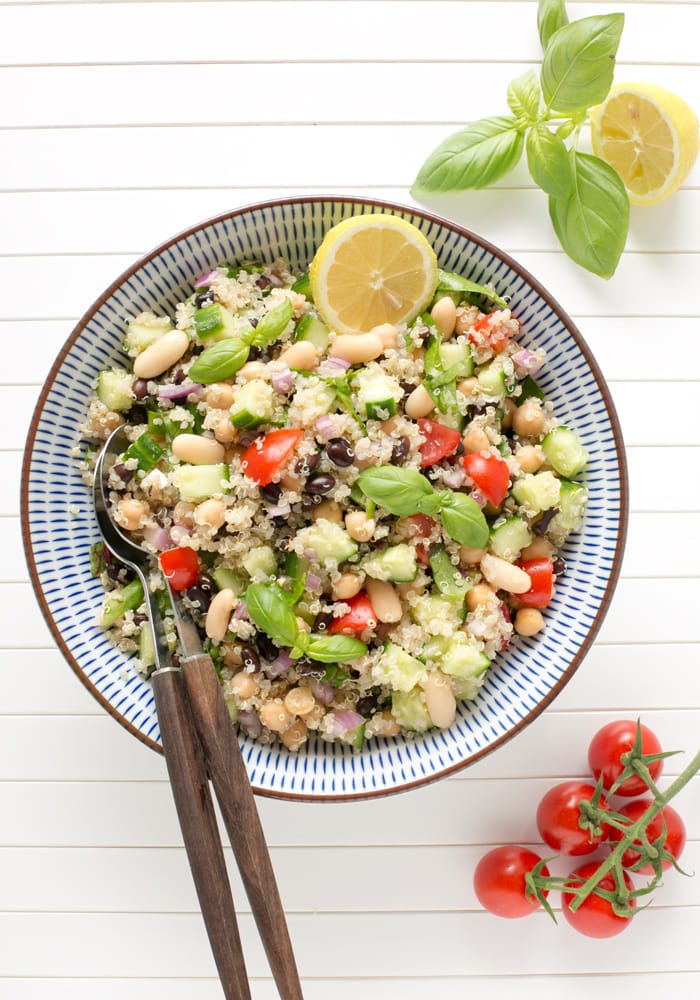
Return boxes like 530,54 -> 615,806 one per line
124,433 -> 164,472
438,632 -> 490,681
125,313 -> 173,354
429,545 -> 472,598
512,471 -> 561,513
541,426 -> 587,479
439,341 -> 473,377
372,642 -> 427,693
352,365 -> 401,420
452,673 -> 486,702
212,566 -> 247,594
547,480 -> 587,546
241,545 -> 277,582
138,621 -> 155,670
489,517 -> 532,561
292,271 -> 312,299
102,578 -> 144,628
194,302 -> 237,341
171,463 -> 230,501
97,369 -> 134,413
391,687 -> 432,732
295,312 -> 330,352
410,592 -> 466,630
229,379 -> 275,429
477,360 -> 508,397
293,521 -> 358,566
361,543 -> 417,583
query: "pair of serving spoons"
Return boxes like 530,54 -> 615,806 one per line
93,426 -> 303,1000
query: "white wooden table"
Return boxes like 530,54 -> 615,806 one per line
3,1 -> 698,996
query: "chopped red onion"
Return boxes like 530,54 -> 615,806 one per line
194,271 -> 216,288
169,524 -> 192,545
306,572 -> 322,592
157,381 -> 203,401
238,709 -> 262,739
512,348 -> 544,377
272,367 -> 293,394
315,415 -> 336,439
321,356 -> 351,373
232,599 -> 249,621
267,499 -> 292,518
326,709 -> 365,736
470,488 -> 487,508
265,651 -> 293,679
143,525 -> 172,551
303,547 -> 317,561
442,466 -> 466,489
308,679 -> 335,705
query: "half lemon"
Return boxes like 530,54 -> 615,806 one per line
591,82 -> 699,206
309,213 -> 439,334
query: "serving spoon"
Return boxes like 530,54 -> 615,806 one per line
93,425 -> 304,1000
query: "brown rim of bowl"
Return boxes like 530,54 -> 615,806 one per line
20,194 -> 629,802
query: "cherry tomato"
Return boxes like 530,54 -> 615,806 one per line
610,799 -> 686,873
406,513 -> 437,566
562,862 -> 636,938
159,546 -> 199,591
462,452 -> 510,506
588,720 -> 664,796
417,418 -> 462,467
473,845 -> 550,918
515,557 -> 554,608
241,428 -> 303,486
469,314 -> 512,354
536,780 -> 610,856
328,592 -> 377,635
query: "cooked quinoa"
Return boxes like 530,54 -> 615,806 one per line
83,249 -> 588,751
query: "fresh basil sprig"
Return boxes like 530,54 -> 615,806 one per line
435,269 -> 508,310
411,1 -> 629,278
357,466 -> 489,548
245,583 -> 367,664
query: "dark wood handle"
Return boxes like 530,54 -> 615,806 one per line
182,654 -> 304,1000
152,667 -> 252,1000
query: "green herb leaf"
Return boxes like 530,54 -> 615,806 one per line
305,634 -> 367,664
188,337 -> 251,384
435,270 -> 508,310
245,582 -> 300,648
548,150 -> 629,279
251,297 -> 294,347
537,0 -> 569,50
438,492 -> 490,548
541,14 -> 624,115
411,116 -> 525,193
357,466 -> 438,517
507,69 -> 541,124
526,123 -> 573,198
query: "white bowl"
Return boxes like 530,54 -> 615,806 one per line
21,196 -> 628,801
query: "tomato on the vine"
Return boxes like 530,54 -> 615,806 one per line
562,862 -> 636,938
536,780 -> 610,856
610,799 -> 686,874
473,845 -> 549,918
588,720 -> 664,796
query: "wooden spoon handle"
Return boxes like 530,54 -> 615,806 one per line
152,667 -> 252,1000
181,654 -> 304,1000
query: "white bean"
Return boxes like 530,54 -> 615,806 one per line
205,588 -> 235,643
370,323 -> 399,350
422,671 -> 457,728
430,296 -> 457,340
278,341 -> 318,370
404,384 -> 434,419
172,433 -> 225,465
133,330 -> 189,379
363,578 -> 402,623
480,553 -> 532,594
330,333 -> 384,365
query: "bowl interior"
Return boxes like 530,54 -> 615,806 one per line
21,196 -> 627,800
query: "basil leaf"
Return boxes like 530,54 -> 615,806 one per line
245,582 -> 299,648
251,297 -> 293,347
507,70 -> 541,124
541,14 -> 624,114
188,337 -> 250,384
435,269 -> 508,310
439,492 -> 490,548
526,124 -> 573,198
548,150 -> 629,279
537,0 -> 569,50
357,466 -> 437,517
411,116 -> 525,193
305,634 -> 367,664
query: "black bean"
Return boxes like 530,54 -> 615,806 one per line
247,345 -> 262,361
532,507 -> 559,536
112,463 -> 134,484
256,632 -> 279,663
295,659 -> 326,679
132,613 -> 147,626
326,437 -> 355,468
553,557 -> 566,576
313,611 -> 335,633
128,405 -> 148,425
260,482 -> 282,504
240,644 -> 261,671
256,275 -> 272,290
237,428 -> 259,448
195,292 -> 214,309
390,436 -> 410,465
249,317 -> 259,329
356,694 -> 379,716
132,378 -> 149,400
294,452 -> 320,477
184,585 -> 211,613
399,380 -> 416,395
304,473 -> 336,496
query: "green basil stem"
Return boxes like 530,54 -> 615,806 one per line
568,746 -> 700,913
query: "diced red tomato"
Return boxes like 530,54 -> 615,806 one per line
328,592 -> 377,635
417,418 -> 462,467
241,428 -> 303,486
469,314 -> 511,354
462,452 -> 510,506
516,558 -> 554,608
159,546 -> 200,591
406,513 -> 437,565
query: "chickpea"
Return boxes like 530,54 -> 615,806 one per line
516,445 -> 543,474
372,709 -> 401,737
281,718 -> 308,751
457,376 -> 479,398
513,397 -> 545,437
212,415 -> 236,444
206,382 -> 234,409
501,398 -> 517,430
332,571 -> 364,601
462,426 -> 490,454
466,583 -> 496,611
230,671 -> 258,700
455,305 -> 479,335
194,498 -> 226,531
459,545 -> 487,565
284,687 -> 317,717
345,510 -> 375,542
370,322 -> 399,350
260,700 -> 293,734
520,537 -> 555,561
515,607 -> 545,637
237,360 -> 267,383
311,499 -> 343,524
404,384 -> 434,419
115,497 -> 147,532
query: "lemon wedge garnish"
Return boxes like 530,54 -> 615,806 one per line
309,213 -> 439,334
591,83 -> 699,206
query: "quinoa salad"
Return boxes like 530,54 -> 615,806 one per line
82,242 -> 588,752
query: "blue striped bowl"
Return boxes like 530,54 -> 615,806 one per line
21,197 -> 627,801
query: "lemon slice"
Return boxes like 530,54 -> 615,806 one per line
591,83 -> 699,206
309,214 -> 439,334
